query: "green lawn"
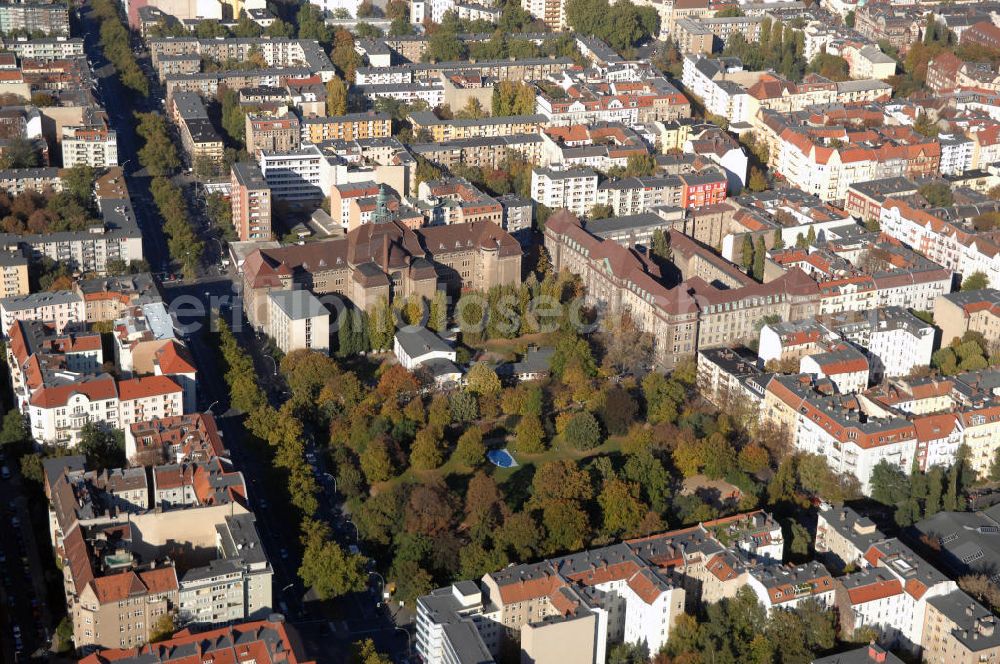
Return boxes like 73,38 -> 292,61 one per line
373,430 -> 625,502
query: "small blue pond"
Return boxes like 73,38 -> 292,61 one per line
487,448 -> 518,468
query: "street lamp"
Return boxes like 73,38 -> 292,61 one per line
206,400 -> 219,413
346,518 -> 359,541
266,355 -> 277,375
281,583 -> 294,593
370,571 -> 385,598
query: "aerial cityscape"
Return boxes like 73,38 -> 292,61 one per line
7,0 -> 1000,662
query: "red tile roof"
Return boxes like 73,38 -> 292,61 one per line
30,375 -> 117,408
118,376 -> 182,401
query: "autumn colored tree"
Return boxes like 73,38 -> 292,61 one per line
454,426 -> 486,466
514,414 -> 546,453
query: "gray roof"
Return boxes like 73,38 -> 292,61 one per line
913,506 -> 1000,578
587,212 -> 670,236
232,161 -> 268,189
927,590 -> 1000,651
395,325 -> 452,357
820,505 -> 885,557
0,290 -> 81,311
267,289 -> 329,320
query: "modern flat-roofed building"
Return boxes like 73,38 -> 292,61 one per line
0,249 -> 27,298
61,125 -> 117,168
0,3 -> 69,36
301,112 -> 391,143
266,289 -> 330,354
231,162 -> 272,241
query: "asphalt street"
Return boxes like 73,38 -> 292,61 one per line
67,6 -> 411,660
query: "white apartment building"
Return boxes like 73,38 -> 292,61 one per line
177,513 -> 273,626
880,199 -> 1000,289
407,0 -> 456,23
530,167 -> 599,217
746,562 -> 836,615
358,82 -> 445,109
0,291 -> 85,335
840,538 -> 957,652
27,374 -> 184,446
520,0 -> 566,30
61,126 -> 118,168
266,289 -> 330,354
0,37 -> 84,60
258,144 -> 335,202
681,55 -> 756,125
939,133 -> 975,177
764,375 -> 920,495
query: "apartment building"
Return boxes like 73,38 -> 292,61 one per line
0,166 -> 61,195
300,112 -> 391,143
126,411 -> 224,468
44,456 -> 271,650
330,181 -> 379,230
763,374 -> 923,494
681,55 -> 760,125
266,289 -> 330,354
417,511 -> 784,664
921,591 -> 1000,664
815,505 -> 885,573
258,144 -> 332,202
177,512 -> 272,625
246,112 -> 301,155
0,250 -> 27,298
696,346 -> 770,412
840,538 -> 958,652
879,198 -> 1000,289
0,170 -> 143,275
171,91 -> 224,166
520,0 -> 566,30
853,3 -> 922,54
410,134 -> 543,171
530,167 -> 599,217
0,291 -> 85,334
935,289 -> 1000,346
61,125 -> 118,168
231,162 -> 272,241
408,111 -> 547,142
79,619 -> 316,664
355,57 -> 575,86
0,3 -> 69,36
416,177 -> 503,227
760,308 -> 936,381
149,37 -> 335,79
842,45 -> 897,81
747,561 -> 835,615
0,36 -> 82,60
755,108 -> 931,203
27,374 -> 184,446
358,81 -> 444,109
73,272 -> 163,323
536,73 -> 690,126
